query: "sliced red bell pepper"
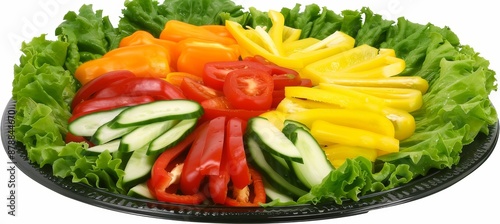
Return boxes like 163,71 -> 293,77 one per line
223,68 -> 274,111
64,132 -> 94,146
208,153 -> 230,204
180,77 -> 223,104
224,117 -> 251,188
92,77 -> 186,100
180,122 -> 210,195
224,168 -> 266,207
72,95 -> 155,118
71,70 -> 135,109
149,124 -> 207,205
244,55 -> 301,90
198,116 -> 226,176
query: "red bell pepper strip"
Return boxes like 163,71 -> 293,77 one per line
92,77 -> 186,100
64,132 -> 94,147
224,117 -> 251,188
200,97 -> 268,122
180,122 -> 210,195
72,95 -> 155,118
149,124 -> 207,205
198,116 -> 226,175
224,168 -> 266,207
71,70 -> 135,109
208,153 -> 230,204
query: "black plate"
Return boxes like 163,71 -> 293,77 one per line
2,98 -> 498,223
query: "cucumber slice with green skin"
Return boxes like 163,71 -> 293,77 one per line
147,118 -> 198,156
122,146 -> 157,189
289,128 -> 334,189
282,119 -> 309,138
85,139 -> 121,154
112,100 -> 203,128
119,120 -> 177,153
69,107 -> 127,137
263,178 -> 294,203
91,121 -> 138,145
247,117 -> 303,163
127,182 -> 155,199
246,138 -> 308,199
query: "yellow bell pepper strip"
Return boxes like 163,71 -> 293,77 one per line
284,86 -> 416,140
160,20 -> 236,46
329,56 -> 406,79
323,76 -> 429,94
322,144 -> 378,168
343,86 -> 423,113
311,120 -> 400,154
267,10 -> 286,56
301,44 -> 379,85
258,110 -> 287,130
282,26 -> 301,43
287,31 -> 355,67
282,38 -> 320,55
119,30 -> 178,71
275,97 -> 339,114
285,108 -> 395,137
317,83 -> 421,112
74,44 -> 171,85
225,20 -> 304,69
175,38 -> 240,77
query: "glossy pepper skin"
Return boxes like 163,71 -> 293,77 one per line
74,44 -> 172,85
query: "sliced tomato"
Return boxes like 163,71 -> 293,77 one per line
223,68 -> 274,111
224,117 -> 251,188
93,77 -> 185,100
71,70 -> 135,109
203,61 -> 271,90
200,97 -> 268,121
244,55 -> 301,90
165,72 -> 203,87
180,78 -> 223,103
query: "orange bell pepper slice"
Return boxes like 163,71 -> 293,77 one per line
175,38 -> 240,77
75,44 -> 171,85
160,20 -> 236,45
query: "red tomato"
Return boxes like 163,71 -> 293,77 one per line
200,97 -> 268,121
180,77 -> 223,103
224,117 -> 251,188
203,61 -> 271,90
93,77 -> 185,100
71,70 -> 135,109
244,55 -> 301,90
223,68 -> 274,111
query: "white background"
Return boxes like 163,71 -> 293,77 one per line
0,0 -> 498,223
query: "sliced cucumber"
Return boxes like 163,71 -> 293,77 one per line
289,128 -> 334,189
69,107 -> 127,137
247,117 -> 303,163
112,100 -> 203,128
85,139 -> 121,154
263,178 -> 294,203
127,182 -> 155,199
91,121 -> 138,145
246,138 -> 308,199
282,119 -> 309,138
119,120 -> 177,153
122,146 -> 157,189
147,118 -> 198,156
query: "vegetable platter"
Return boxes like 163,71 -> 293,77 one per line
0,1 -> 496,222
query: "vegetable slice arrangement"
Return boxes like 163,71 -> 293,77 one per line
10,0 -> 497,207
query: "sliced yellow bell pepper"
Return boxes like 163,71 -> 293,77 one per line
285,108 -> 395,137
276,97 -> 339,114
301,44 -> 379,85
267,10 -> 286,56
282,26 -> 301,43
344,86 -> 423,113
284,86 -> 416,140
311,120 -> 400,153
225,20 -> 303,68
259,110 -> 287,130
322,144 -> 378,168
323,76 -> 429,94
